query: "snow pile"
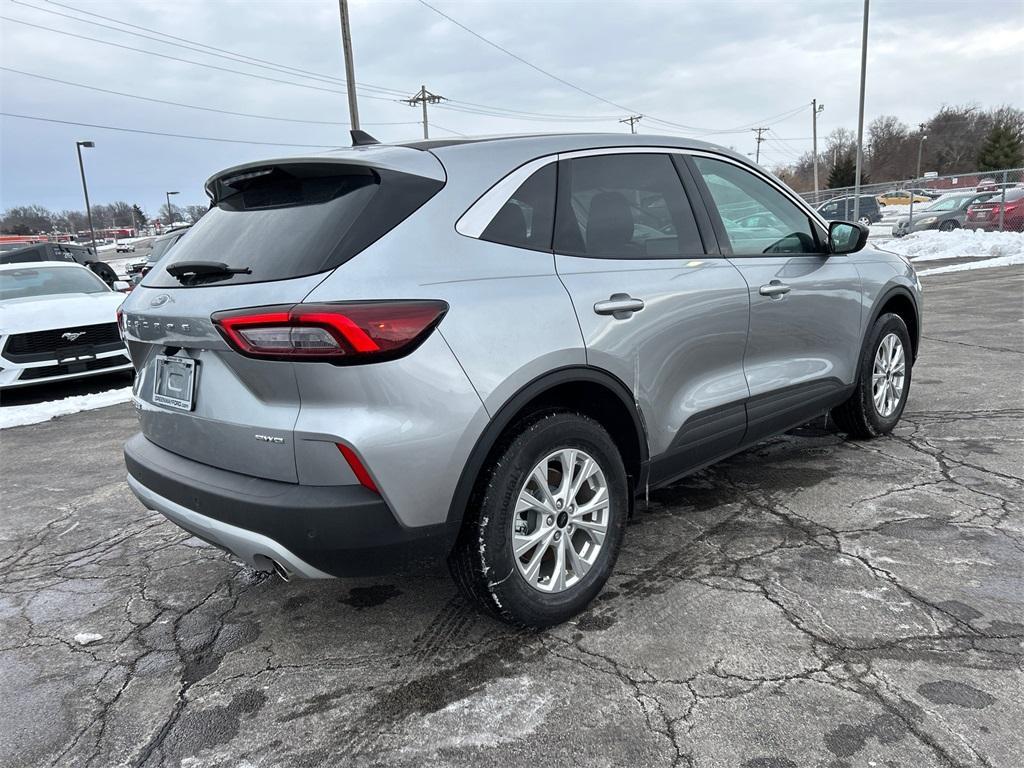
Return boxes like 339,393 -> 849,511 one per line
918,254 -> 1024,276
879,203 -> 912,218
0,386 -> 132,429
74,632 -> 103,646
883,229 -> 1024,263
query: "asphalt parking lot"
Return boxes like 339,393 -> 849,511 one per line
1,267 -> 1021,768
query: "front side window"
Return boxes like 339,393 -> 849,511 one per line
693,156 -> 822,256
480,163 -> 555,251
554,153 -> 704,259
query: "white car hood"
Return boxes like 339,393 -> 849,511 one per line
0,292 -> 124,335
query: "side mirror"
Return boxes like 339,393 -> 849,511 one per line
829,220 -> 869,255
113,280 -> 132,293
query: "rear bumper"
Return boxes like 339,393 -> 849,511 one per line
124,433 -> 454,577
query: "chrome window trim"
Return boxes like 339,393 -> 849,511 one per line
455,155 -> 557,238
455,145 -> 829,241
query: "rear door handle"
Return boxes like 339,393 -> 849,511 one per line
594,293 -> 645,318
759,281 -> 791,299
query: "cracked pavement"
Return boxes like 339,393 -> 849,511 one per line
1,266 -> 1022,768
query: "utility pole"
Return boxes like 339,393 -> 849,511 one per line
338,0 -> 360,131
405,85 -> 445,139
812,100 -> 825,198
852,0 -> 870,224
620,115 -> 643,134
75,140 -> 97,252
751,127 -> 768,164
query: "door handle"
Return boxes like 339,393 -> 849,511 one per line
759,280 -> 791,299
594,293 -> 645,318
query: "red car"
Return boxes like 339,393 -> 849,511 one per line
965,188 -> 1024,232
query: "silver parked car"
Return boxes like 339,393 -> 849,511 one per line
892,191 -> 997,236
122,133 -> 922,627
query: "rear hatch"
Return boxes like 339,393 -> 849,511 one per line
121,149 -> 444,482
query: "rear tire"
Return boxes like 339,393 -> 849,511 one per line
449,411 -> 628,627
832,313 -> 912,439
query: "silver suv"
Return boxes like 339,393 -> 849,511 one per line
122,134 -> 921,627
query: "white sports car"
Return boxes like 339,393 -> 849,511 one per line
0,261 -> 132,389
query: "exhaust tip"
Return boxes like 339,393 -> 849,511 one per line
252,554 -> 290,581
271,559 -> 291,582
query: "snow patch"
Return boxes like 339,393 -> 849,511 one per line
918,253 -> 1024,276
399,675 -> 552,753
74,632 -> 103,645
0,387 -> 132,429
883,229 -> 1024,263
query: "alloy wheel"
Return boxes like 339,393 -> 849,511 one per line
511,449 -> 609,593
872,332 -> 906,418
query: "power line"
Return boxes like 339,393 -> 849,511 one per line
0,67 -> 419,127
21,0 -> 409,98
5,8 -> 621,126
0,15 -> 399,102
0,112 -> 341,148
431,122 -> 468,137
416,0 -> 812,136
29,0 -> 625,123
415,0 -> 634,114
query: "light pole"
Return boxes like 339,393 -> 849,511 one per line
338,0 -> 360,131
812,100 -> 825,199
75,140 -> 97,252
852,0 -> 870,224
165,191 -> 179,228
908,131 -> 927,227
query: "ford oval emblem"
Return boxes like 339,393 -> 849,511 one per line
150,294 -> 170,307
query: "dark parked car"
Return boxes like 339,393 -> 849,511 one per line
892,191 -> 997,236
965,188 -> 1024,232
0,242 -> 121,288
816,195 -> 882,225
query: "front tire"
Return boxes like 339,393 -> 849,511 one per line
449,411 -> 628,627
939,220 -> 959,232
832,313 -> 912,439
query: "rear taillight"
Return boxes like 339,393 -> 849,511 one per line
212,301 -> 448,363
116,308 -> 125,337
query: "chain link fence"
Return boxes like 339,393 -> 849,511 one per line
799,167 -> 1024,233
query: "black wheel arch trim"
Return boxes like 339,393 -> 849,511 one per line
866,283 -> 921,361
445,365 -> 649,536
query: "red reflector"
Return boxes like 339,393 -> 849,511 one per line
338,443 -> 379,493
212,301 -> 447,364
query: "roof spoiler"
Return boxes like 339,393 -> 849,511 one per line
350,129 -> 380,146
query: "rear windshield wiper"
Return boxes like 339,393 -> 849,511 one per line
166,261 -> 251,286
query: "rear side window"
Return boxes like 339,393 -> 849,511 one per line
145,163 -> 443,287
480,163 -> 555,252
554,153 -> 704,259
693,156 -> 823,256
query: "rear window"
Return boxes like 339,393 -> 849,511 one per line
144,163 -> 443,287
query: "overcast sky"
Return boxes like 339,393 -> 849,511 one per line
1,0 -> 1021,217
